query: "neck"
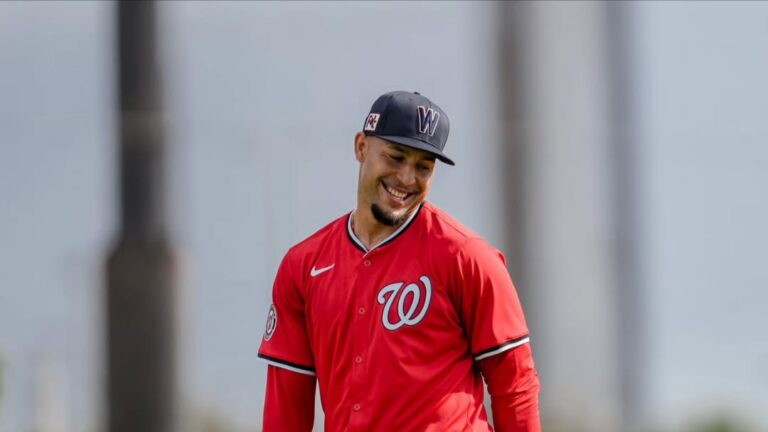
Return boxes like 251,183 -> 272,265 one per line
351,203 -> 418,251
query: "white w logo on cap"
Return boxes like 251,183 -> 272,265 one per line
417,106 -> 440,137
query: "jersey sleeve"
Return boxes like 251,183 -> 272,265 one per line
258,250 -> 316,376
263,365 -> 316,431
478,344 -> 541,431
454,238 -> 531,361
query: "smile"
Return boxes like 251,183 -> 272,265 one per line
382,182 -> 413,202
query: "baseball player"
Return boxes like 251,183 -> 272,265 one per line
259,91 -> 540,431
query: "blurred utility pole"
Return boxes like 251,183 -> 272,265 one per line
606,3 -> 645,431
106,2 -> 177,432
498,2 -> 630,431
497,1 -> 530,296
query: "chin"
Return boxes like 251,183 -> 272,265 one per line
371,203 -> 407,226
371,200 -> 422,227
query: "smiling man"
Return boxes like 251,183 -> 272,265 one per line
258,91 -> 541,431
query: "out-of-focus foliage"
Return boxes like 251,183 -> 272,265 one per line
187,406 -> 240,432
684,413 -> 756,432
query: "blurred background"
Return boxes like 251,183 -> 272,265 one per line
1,1 -> 767,431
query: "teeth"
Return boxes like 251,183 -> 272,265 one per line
385,184 -> 408,200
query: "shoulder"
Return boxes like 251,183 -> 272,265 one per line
420,202 -> 481,246
282,212 -> 349,267
420,202 -> 505,264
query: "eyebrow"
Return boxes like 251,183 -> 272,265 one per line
385,143 -> 406,152
385,144 -> 436,162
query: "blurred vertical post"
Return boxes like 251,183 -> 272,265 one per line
498,2 -> 628,431
606,3 -> 644,431
497,1 -> 529,296
106,2 -> 177,432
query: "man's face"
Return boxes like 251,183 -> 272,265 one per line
355,133 -> 437,226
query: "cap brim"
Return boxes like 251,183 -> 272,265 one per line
376,135 -> 455,166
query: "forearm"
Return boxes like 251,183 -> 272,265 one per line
489,380 -> 540,431
478,344 -> 541,432
263,365 -> 317,431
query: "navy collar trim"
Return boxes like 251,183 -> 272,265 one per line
346,202 -> 424,254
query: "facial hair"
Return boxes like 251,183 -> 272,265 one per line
371,203 -> 408,227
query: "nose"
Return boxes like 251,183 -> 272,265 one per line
396,164 -> 417,187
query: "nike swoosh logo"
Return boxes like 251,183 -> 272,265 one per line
310,264 -> 335,277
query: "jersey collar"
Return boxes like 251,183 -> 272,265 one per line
346,202 -> 424,254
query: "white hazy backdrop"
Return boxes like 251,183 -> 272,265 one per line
1,2 -> 766,432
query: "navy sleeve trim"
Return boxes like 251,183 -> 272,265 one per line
258,353 -> 316,376
473,335 -> 531,361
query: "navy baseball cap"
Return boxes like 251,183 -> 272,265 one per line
362,91 -> 454,165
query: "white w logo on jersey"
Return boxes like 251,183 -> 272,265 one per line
377,276 -> 432,331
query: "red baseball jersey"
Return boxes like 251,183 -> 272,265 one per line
258,201 -> 531,431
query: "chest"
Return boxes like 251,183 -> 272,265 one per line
303,246 -> 462,350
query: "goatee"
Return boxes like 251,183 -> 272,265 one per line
371,203 -> 407,227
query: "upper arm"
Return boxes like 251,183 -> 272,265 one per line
259,251 -> 316,375
454,238 -> 531,362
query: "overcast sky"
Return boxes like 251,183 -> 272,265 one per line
1,2 -> 766,431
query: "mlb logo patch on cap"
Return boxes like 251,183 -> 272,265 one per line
364,113 -> 380,132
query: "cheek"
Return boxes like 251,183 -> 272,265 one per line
419,174 -> 434,191
360,164 -> 382,189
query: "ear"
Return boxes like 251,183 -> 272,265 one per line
354,131 -> 367,163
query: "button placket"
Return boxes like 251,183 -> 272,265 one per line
350,259 -> 370,427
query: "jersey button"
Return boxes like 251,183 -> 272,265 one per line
353,403 -> 361,411
357,307 -> 365,315
363,259 -> 372,267
355,355 -> 363,364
